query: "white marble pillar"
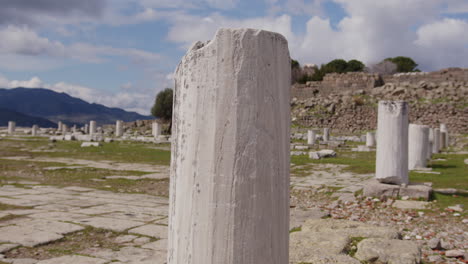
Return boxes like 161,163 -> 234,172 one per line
115,120 -> 123,137
366,132 -> 376,147
84,124 -> 89,134
7,121 -> 16,135
62,124 -> 68,134
427,128 -> 434,160
375,101 -> 409,185
323,128 -> 330,142
307,130 -> 316,145
89,121 -> 96,136
440,124 -> 449,148
168,28 -> 290,264
57,121 -> 62,131
72,125 -> 77,133
152,122 -> 161,138
432,128 -> 440,154
408,124 -> 429,170
31,125 -> 38,136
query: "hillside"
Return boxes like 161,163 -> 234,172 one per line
0,88 -> 153,126
0,108 -> 56,127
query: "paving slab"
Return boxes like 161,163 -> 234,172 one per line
36,255 -> 108,264
73,217 -> 144,232
0,243 -> 19,253
0,225 -> 63,247
129,224 -> 168,239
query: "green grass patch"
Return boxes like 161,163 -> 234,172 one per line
307,151 -> 375,174
345,237 -> 366,257
289,226 -> 302,233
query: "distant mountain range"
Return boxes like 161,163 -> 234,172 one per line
0,107 -> 57,127
0,87 -> 153,127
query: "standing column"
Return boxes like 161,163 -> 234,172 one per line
307,130 -> 316,145
62,124 -> 68,134
427,128 -> 434,159
432,128 -> 440,154
366,132 -> 376,147
440,124 -> 449,148
168,28 -> 290,264
31,125 -> 38,136
375,101 -> 409,185
7,121 -> 16,135
408,124 -> 429,170
57,121 -> 63,132
89,121 -> 96,136
323,128 -> 330,142
152,122 -> 161,138
115,120 -> 123,137
84,124 -> 89,134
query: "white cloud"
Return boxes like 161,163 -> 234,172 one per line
0,75 -> 159,115
163,0 -> 468,71
0,25 -> 161,65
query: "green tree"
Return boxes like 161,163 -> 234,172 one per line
291,59 -> 300,69
324,59 -> 348,73
151,88 -> 173,122
346,59 -> 365,72
384,56 -> 419,72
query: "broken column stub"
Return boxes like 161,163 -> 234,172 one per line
7,121 -> 15,135
152,122 -> 161,137
89,121 -> 96,136
408,124 -> 429,170
115,120 -> 123,137
307,130 -> 316,145
432,128 -> 440,154
366,132 -> 376,147
375,101 -> 409,185
168,28 -> 290,264
323,128 -> 330,142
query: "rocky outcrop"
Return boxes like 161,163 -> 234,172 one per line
291,80 -> 467,134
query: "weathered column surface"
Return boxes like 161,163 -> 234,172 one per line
408,124 -> 429,170
57,121 -> 62,131
375,101 -> 409,185
427,128 -> 434,159
307,130 -> 316,145
323,128 -> 330,142
84,124 -> 89,134
440,123 -> 449,148
366,132 -> 376,147
31,125 -> 38,136
152,122 -> 161,137
115,120 -> 123,137
168,28 -> 290,264
7,121 -> 15,135
432,128 -> 440,154
62,124 -> 68,134
89,121 -> 96,135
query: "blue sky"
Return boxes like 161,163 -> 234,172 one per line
0,0 -> 467,114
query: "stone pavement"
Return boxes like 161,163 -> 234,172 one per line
0,182 -> 332,264
0,184 -> 169,263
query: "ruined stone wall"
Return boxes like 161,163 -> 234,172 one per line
382,68 -> 468,85
291,68 -> 468,100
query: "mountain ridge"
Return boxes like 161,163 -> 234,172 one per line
0,87 -> 153,126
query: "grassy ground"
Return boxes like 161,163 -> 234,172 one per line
0,138 -> 171,165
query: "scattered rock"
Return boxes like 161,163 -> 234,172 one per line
355,238 -> 421,264
445,249 -> 465,258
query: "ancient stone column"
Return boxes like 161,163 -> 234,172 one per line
323,128 -> 330,142
31,125 -> 38,136
307,130 -> 316,145
115,120 -> 123,137
375,101 -> 409,185
89,121 -> 96,136
84,124 -> 89,134
62,124 -> 68,134
408,124 -> 429,170
440,124 -> 450,148
72,125 -> 77,133
168,28 -> 290,264
57,121 -> 62,131
366,132 -> 376,147
432,128 -> 440,154
152,122 -> 161,138
7,121 -> 15,135
427,128 -> 434,160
